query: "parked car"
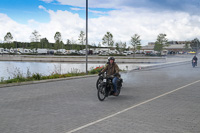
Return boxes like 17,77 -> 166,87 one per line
99,51 -> 109,55
0,48 -> 4,54
57,49 -> 66,54
37,49 -> 48,54
3,49 -> 9,54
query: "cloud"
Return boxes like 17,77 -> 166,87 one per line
87,8 -> 200,45
70,7 -> 107,15
43,8 -> 200,45
36,9 -> 85,43
55,0 -> 200,16
0,13 -> 32,42
55,0 -> 126,8
40,0 -> 54,3
70,8 -> 83,11
1,6 -> 200,46
89,10 -> 107,15
38,5 -> 48,12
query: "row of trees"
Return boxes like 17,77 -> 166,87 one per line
3,30 -> 85,44
2,30 -> 88,50
101,32 -> 142,55
2,31 -> 200,54
2,30 -> 142,51
0,41 -> 89,50
153,33 -> 200,54
190,38 -> 200,53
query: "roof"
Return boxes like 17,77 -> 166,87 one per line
141,44 -> 190,50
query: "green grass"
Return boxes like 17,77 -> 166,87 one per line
0,66 -> 104,84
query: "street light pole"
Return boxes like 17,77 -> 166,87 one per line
86,0 -> 88,74
197,40 -> 199,55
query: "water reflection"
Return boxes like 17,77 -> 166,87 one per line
0,61 -> 151,80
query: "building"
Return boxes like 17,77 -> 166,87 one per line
142,41 -> 191,54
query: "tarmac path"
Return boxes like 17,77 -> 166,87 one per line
0,60 -> 200,133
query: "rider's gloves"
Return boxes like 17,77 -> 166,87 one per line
114,73 -> 119,77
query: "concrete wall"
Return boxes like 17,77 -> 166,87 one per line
0,55 -> 166,63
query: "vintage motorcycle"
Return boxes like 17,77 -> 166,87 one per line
97,73 -> 123,101
192,60 -> 197,68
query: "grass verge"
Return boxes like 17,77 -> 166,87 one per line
0,66 -> 104,84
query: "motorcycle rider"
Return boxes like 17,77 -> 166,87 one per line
99,57 -> 120,96
192,55 -> 198,66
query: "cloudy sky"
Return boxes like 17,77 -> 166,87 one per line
0,0 -> 200,46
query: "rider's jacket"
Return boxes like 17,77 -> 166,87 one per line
193,56 -> 198,61
101,62 -> 119,77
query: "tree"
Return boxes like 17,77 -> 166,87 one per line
115,42 -> 120,52
78,31 -> 86,45
54,32 -> 62,50
190,38 -> 200,54
154,33 -> 168,54
116,41 -> 126,53
66,39 -> 71,45
131,34 -> 141,56
183,41 -> 191,52
60,41 -> 64,49
30,30 -> 41,42
122,42 -> 127,51
4,32 -> 13,43
40,38 -> 49,48
54,32 -> 62,43
102,32 -> 114,47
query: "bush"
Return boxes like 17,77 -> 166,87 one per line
0,66 -> 106,84
32,73 -> 42,80
89,66 -> 104,74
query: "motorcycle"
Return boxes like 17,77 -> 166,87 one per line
192,60 -> 197,68
96,73 -> 104,90
96,68 -> 105,90
97,73 -> 123,101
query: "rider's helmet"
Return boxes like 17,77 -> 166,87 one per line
109,56 -> 115,61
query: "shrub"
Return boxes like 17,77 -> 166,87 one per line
32,73 -> 42,80
89,66 -> 104,74
0,66 -> 105,84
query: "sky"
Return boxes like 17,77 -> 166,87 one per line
0,0 -> 200,46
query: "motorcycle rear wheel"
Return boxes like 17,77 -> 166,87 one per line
97,85 -> 106,101
115,87 -> 121,96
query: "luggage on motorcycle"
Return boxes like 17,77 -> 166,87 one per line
117,78 -> 123,87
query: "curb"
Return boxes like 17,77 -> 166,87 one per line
0,60 -> 190,88
126,60 -> 190,72
0,74 -> 97,88
140,60 -> 190,70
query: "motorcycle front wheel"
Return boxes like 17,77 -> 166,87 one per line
97,85 -> 106,101
192,63 -> 195,68
96,77 -> 103,90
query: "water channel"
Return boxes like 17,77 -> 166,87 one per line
0,61 -> 152,80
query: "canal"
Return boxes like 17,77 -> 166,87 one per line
0,61 -> 152,80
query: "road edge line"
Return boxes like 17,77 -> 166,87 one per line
66,79 -> 200,133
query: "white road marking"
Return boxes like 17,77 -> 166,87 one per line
66,79 -> 200,133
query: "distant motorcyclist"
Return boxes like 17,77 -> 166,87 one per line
99,57 -> 120,96
192,55 -> 198,66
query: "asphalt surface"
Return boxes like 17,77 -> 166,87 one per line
0,61 -> 200,133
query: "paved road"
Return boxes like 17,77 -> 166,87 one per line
0,61 -> 200,133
